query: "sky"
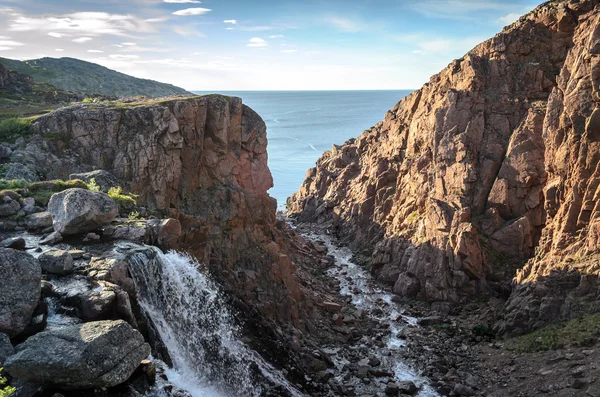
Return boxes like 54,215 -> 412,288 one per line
0,0 -> 539,91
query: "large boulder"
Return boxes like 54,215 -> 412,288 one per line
25,211 -> 53,230
48,188 -> 118,235
5,320 -> 150,389
0,332 -> 13,365
69,170 -> 118,193
0,248 -> 41,338
38,249 -> 74,275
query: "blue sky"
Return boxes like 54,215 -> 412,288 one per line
0,0 -> 538,90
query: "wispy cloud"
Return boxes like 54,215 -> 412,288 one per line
247,37 -> 268,48
281,49 -> 296,53
73,37 -> 93,43
224,20 -> 237,24
109,54 -> 140,60
55,48 -> 64,52
87,49 -> 104,53
172,8 -> 211,16
164,0 -> 201,3
326,17 -> 363,33
173,26 -> 206,37
270,35 -> 284,39
414,36 -> 485,55
497,13 -> 521,25
48,32 -> 67,38
0,37 -> 24,51
8,11 -> 158,36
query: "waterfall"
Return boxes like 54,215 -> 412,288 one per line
125,245 -> 302,397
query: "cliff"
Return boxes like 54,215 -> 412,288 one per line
288,0 -> 600,333
11,96 -> 307,329
0,57 -> 191,98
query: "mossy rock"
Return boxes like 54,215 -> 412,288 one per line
20,179 -> 88,205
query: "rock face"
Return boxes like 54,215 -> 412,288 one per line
17,95 -> 307,329
69,170 -> 119,192
0,248 -> 41,338
48,188 -> 118,235
288,0 -> 600,332
4,320 -> 150,389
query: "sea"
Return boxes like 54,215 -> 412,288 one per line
193,90 -> 413,209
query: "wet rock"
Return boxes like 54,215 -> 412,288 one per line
25,212 -> 53,230
69,170 -> 119,192
323,301 -> 342,312
418,316 -> 445,326
397,380 -> 418,395
0,332 -> 13,364
40,231 -> 63,245
0,237 -> 25,250
83,232 -> 101,241
79,288 -> 116,321
48,188 -> 117,235
454,383 -> 475,396
0,248 -> 41,337
385,382 -> 399,395
368,356 -> 381,367
5,320 -> 150,389
38,249 -> 73,276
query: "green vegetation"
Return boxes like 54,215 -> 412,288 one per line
128,210 -> 141,221
87,178 -> 101,192
0,117 -> 32,142
108,186 -> 137,212
506,313 -> 600,353
0,179 -> 88,205
0,57 -> 191,98
0,368 -> 15,397
0,179 -> 29,190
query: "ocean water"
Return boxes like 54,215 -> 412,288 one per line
193,90 -> 412,209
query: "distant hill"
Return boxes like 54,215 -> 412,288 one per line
0,57 -> 191,98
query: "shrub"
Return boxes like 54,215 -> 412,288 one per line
0,368 -> 15,397
0,179 -> 29,190
128,210 -> 141,221
82,97 -> 95,103
0,117 -> 32,143
87,178 -> 101,192
108,186 -> 137,212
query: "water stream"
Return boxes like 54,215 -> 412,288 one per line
302,232 -> 439,397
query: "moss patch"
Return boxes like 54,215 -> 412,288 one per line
505,313 -> 600,353
0,117 -> 33,143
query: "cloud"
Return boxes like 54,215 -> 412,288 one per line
281,49 -> 296,53
164,0 -> 200,2
8,11 -> 158,36
87,49 -> 104,53
172,8 -> 211,16
327,17 -> 363,33
55,48 -> 64,52
48,32 -> 67,38
238,26 -> 273,32
224,20 -> 237,24
226,27 -> 234,30
122,42 -> 137,46
497,13 -> 521,25
414,36 -> 485,55
0,39 -> 24,47
73,37 -> 93,43
173,26 -> 206,37
270,35 -> 284,39
109,54 -> 140,60
247,37 -> 268,48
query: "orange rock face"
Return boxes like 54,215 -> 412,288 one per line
289,0 -> 600,331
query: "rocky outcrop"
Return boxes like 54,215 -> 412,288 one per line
0,248 -> 41,338
289,0 -> 600,331
48,188 -> 118,235
69,170 -> 119,192
0,63 -> 33,95
14,95 -> 308,330
4,320 -> 150,389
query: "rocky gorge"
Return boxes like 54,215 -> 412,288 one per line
3,0 -> 600,396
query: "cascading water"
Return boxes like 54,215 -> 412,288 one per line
125,245 -> 303,397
